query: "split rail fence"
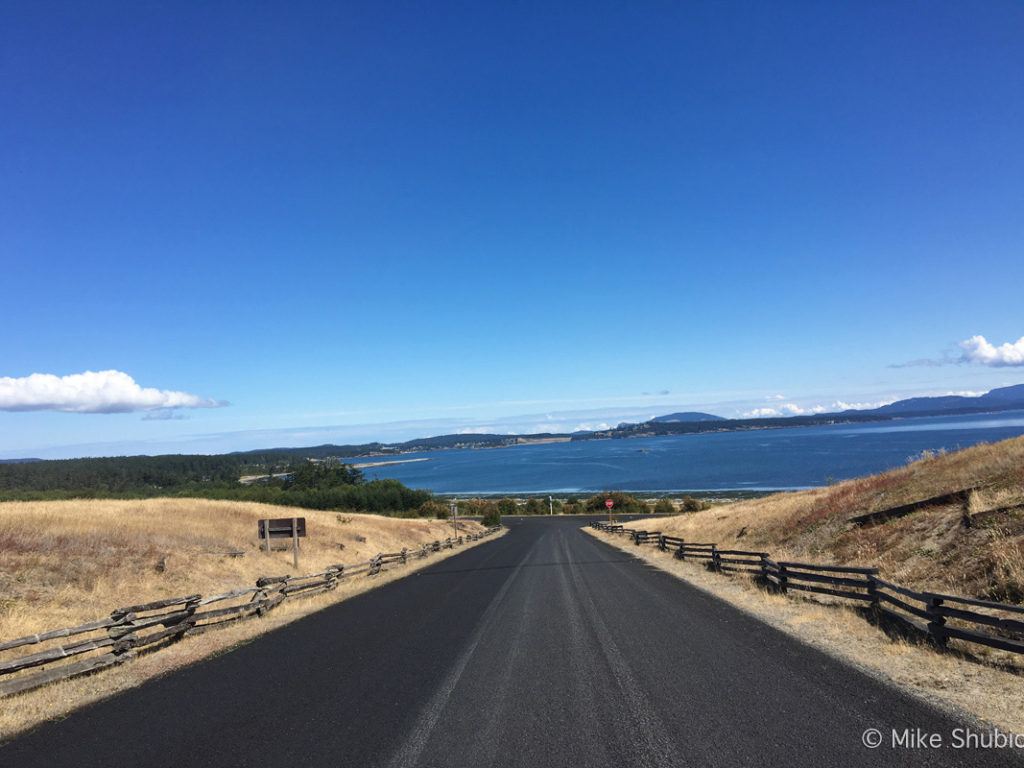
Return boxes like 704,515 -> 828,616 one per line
0,525 -> 502,698
592,522 -> 1024,658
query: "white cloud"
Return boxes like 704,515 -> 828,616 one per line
744,402 -> 827,418
780,402 -> 825,415
743,407 -> 780,418
0,370 -> 226,414
574,422 -> 613,432
959,335 -> 1024,367
767,394 -> 786,401
831,399 -> 895,411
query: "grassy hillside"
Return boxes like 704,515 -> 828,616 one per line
0,498 -> 479,645
653,436 -> 1024,602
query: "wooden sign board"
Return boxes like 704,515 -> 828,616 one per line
259,518 -> 307,539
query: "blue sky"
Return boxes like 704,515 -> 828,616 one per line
2,1 -> 1023,458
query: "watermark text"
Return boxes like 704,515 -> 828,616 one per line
863,727 -> 1024,750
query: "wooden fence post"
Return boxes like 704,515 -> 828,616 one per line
675,540 -> 685,560
711,545 -> 722,572
777,563 -> 788,593
867,575 -> 880,614
658,534 -> 666,552
926,596 -> 948,649
327,565 -> 343,590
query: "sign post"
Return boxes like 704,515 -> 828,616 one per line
259,517 -> 307,568
605,497 -> 614,525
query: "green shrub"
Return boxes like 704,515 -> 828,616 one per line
496,497 -> 519,516
680,495 -> 707,512
584,492 -> 647,515
419,499 -> 449,519
525,498 -> 545,515
653,498 -> 675,515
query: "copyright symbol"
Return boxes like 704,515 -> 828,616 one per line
862,729 -> 883,749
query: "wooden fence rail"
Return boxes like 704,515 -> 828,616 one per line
591,520 -> 1023,658
0,524 -> 503,698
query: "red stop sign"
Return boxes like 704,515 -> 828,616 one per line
605,498 -> 614,509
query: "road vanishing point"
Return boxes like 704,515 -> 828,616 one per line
2,516 -> 1021,768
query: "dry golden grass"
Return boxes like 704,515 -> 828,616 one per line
653,436 -> 1024,601
585,528 -> 1024,733
0,498 -> 480,640
0,498 -> 494,740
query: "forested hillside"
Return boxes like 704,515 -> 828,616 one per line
0,454 -> 431,515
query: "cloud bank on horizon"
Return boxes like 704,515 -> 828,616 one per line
0,370 -> 226,414
744,403 -> 827,418
740,390 -> 991,419
743,401 -> 872,418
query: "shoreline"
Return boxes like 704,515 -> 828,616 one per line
351,457 -> 431,469
431,488 -> 789,499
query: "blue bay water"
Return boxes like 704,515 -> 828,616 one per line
347,411 -> 1024,494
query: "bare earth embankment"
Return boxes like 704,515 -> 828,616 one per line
588,436 -> 1024,732
0,499 -> 493,739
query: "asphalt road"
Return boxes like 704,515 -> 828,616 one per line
3,516 -> 1021,767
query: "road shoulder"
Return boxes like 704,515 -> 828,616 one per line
583,526 -> 1024,734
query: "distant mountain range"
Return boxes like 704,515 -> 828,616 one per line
236,384 -> 1024,458
595,383 -> 1024,441
845,383 -> 1024,417
649,412 -> 725,423
4,385 -> 1024,465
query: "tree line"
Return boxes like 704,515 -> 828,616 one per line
432,493 -> 710,522
0,454 -> 432,516
0,453 -> 290,494
0,454 -> 710,520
